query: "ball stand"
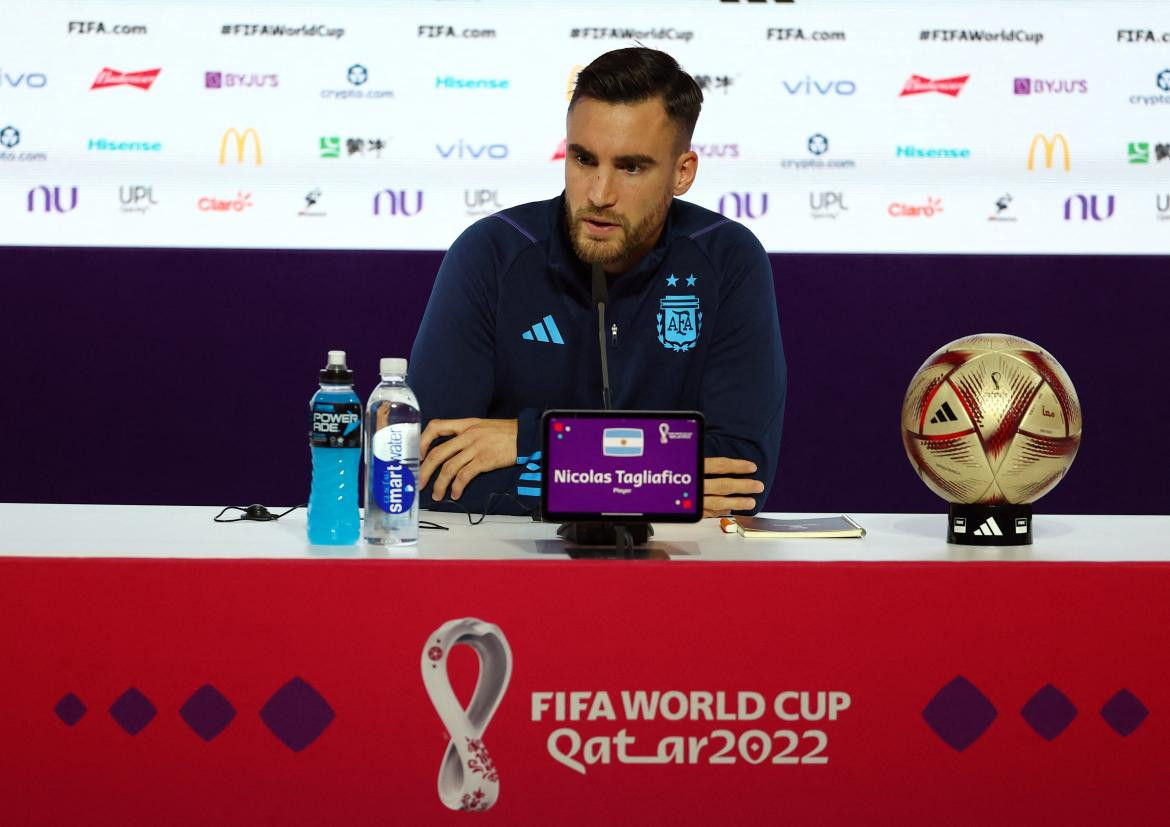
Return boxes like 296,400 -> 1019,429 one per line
947,502 -> 1033,546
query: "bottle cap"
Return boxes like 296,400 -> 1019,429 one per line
380,357 -> 408,376
319,350 -> 354,384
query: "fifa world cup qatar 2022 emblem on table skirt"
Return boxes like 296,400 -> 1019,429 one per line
901,333 -> 1082,546
422,618 -> 512,812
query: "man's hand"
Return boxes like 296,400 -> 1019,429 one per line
703,457 -> 765,517
419,418 -> 518,502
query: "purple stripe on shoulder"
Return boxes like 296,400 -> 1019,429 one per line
492,212 -> 537,243
688,219 -> 731,240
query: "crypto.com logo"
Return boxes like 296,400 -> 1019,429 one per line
1027,133 -> 1071,171
219,128 -> 262,165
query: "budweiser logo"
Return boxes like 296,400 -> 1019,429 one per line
90,67 -> 161,90
899,74 -> 969,97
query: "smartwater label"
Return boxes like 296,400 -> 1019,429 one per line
310,402 -> 362,448
371,424 -> 417,514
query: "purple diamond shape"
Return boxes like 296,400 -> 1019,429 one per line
55,693 -> 86,726
109,687 -> 156,735
180,684 -> 236,742
923,675 -> 997,752
1101,689 -> 1148,737
1021,684 -> 1077,740
260,677 -> 335,753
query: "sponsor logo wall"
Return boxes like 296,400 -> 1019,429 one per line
0,0 -> 1167,254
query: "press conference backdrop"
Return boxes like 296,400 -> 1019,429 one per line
2,0 -> 1168,513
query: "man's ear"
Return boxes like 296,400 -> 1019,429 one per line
673,150 -> 698,196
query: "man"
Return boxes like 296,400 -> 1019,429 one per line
410,47 -> 786,517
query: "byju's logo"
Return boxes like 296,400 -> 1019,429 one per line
198,192 -> 254,213
0,69 -> 47,88
219,128 -> 261,165
1014,77 -> 1087,95
90,68 -> 160,91
691,143 -> 739,159
900,75 -> 969,97
782,76 -> 856,95
436,140 -> 508,160
119,185 -> 157,214
298,189 -> 325,217
205,71 -> 278,89
435,76 -> 509,90
373,190 -> 423,216
888,197 -> 943,217
320,136 -> 389,159
717,192 -> 768,219
1063,194 -> 1115,221
1128,69 -> 1170,105
810,191 -> 848,219
27,186 -> 77,213
989,194 -> 1017,222
465,189 -> 502,216
1127,141 -> 1168,163
1027,133 -> 1070,171
322,66 -> 393,99
896,145 -> 971,159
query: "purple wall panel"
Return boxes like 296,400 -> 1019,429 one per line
1,246 -> 1163,514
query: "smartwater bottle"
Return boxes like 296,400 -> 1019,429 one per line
308,350 -> 362,545
364,357 -> 420,546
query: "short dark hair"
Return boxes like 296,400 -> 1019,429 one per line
568,47 -> 703,152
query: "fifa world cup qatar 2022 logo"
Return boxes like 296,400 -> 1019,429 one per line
422,618 -> 512,812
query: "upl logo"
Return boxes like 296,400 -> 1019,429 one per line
219,128 -> 262,165
1027,133 -> 1070,171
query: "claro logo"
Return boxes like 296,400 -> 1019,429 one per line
218,128 -> 262,165
1027,133 -> 1070,171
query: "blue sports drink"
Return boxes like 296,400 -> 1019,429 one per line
308,350 -> 361,545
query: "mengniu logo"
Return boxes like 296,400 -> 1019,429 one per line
219,128 -> 261,165
1,69 -> 47,88
90,68 -> 160,90
27,186 -> 77,213
1127,141 -> 1169,164
900,75 -> 969,97
373,189 -> 423,216
1063,194 -> 1114,221
1027,133 -> 1070,171
888,197 -> 943,217
717,192 -> 768,219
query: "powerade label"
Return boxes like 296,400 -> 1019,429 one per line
372,424 -> 417,514
310,402 -> 362,448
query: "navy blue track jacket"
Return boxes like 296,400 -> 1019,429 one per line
409,193 -> 786,515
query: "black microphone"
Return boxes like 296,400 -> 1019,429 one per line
592,263 -> 612,410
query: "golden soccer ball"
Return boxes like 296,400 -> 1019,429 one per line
901,334 -> 1082,504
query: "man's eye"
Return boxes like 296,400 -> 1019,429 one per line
575,154 -> 594,165
622,163 -> 641,174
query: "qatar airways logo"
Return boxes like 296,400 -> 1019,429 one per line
899,75 -> 969,97
90,67 -> 161,90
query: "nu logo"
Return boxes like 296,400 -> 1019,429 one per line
521,315 -> 564,344
1064,194 -> 1114,221
1027,133 -> 1070,171
373,189 -> 423,216
219,128 -> 261,165
718,192 -> 768,219
27,186 -> 77,213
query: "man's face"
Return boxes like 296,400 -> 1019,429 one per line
564,96 -> 696,273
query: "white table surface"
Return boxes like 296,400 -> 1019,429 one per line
0,504 -> 1167,562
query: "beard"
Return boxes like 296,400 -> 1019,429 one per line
566,190 -> 673,267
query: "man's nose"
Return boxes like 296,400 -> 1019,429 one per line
588,169 -> 617,209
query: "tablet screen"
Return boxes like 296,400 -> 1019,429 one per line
541,411 -> 704,522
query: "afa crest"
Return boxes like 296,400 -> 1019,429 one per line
657,294 -> 702,352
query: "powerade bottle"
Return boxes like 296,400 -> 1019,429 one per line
364,357 -> 420,546
308,350 -> 362,545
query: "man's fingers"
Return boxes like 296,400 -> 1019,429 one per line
418,431 -> 471,490
432,448 -> 477,502
420,418 -> 476,460
704,456 -> 758,476
449,457 -> 486,501
704,477 -> 765,497
703,495 -> 758,517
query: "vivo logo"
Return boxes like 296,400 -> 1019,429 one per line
1,70 -> 47,88
373,190 -> 424,216
436,140 -> 508,160
27,186 -> 77,213
782,77 -> 856,96
717,192 -> 768,219
1063,194 -> 1115,221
